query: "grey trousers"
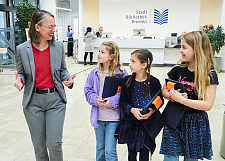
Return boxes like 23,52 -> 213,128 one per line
23,91 -> 66,161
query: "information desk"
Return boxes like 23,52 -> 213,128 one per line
77,38 -> 165,64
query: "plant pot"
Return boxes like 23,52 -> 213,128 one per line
221,55 -> 225,72
220,47 -> 225,72
214,56 -> 222,73
220,111 -> 225,158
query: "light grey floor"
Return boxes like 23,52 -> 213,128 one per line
0,56 -> 225,161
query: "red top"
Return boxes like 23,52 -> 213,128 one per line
32,46 -> 55,89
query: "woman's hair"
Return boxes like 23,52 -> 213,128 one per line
98,41 -> 124,77
84,27 -> 92,36
182,31 -> 214,99
28,10 -> 55,44
126,49 -> 153,97
67,25 -> 71,32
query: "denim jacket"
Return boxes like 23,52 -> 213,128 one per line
84,67 -> 128,128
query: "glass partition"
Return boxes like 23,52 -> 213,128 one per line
0,0 -> 39,68
0,27 -> 15,67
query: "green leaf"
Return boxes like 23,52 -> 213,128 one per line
205,25 -> 225,54
15,1 -> 37,43
16,1 -> 37,30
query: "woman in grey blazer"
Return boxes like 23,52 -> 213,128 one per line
14,10 -> 74,161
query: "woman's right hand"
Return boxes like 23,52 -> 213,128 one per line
130,108 -> 143,120
14,72 -> 23,91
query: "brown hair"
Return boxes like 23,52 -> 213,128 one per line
28,10 -> 55,44
126,49 -> 153,97
68,25 -> 71,32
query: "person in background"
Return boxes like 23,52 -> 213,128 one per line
67,25 -> 74,57
160,31 -> 219,161
84,41 -> 128,161
202,25 -> 208,32
116,49 -> 164,161
83,27 -> 96,65
14,10 -> 75,161
208,24 -> 214,30
96,26 -> 103,38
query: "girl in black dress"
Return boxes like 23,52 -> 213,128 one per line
116,49 -> 164,161
160,31 -> 219,161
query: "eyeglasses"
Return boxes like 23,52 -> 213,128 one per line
41,25 -> 56,30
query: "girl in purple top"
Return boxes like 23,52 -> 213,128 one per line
84,41 -> 128,161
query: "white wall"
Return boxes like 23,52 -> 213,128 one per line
39,0 -> 56,16
56,9 -> 73,41
221,0 -> 225,28
99,0 -> 200,38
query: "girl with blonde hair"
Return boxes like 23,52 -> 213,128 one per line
84,41 -> 128,161
160,31 -> 219,161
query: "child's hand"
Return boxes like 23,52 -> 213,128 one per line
169,88 -> 186,103
130,108 -> 143,120
97,97 -> 111,108
102,99 -> 111,108
177,89 -> 188,98
97,96 -> 105,107
181,92 -> 188,99
141,108 -> 154,119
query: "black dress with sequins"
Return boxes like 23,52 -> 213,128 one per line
117,75 -> 164,154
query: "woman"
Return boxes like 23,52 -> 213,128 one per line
96,26 -> 103,38
67,25 -> 74,57
14,10 -> 75,161
83,27 -> 96,65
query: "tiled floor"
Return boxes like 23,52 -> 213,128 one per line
0,56 -> 225,161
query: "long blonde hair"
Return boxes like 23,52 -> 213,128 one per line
182,31 -> 214,99
98,41 -> 124,76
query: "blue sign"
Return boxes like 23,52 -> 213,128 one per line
154,9 -> 168,25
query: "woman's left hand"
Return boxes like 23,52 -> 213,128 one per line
63,75 -> 75,87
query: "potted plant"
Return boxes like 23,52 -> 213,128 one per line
15,1 -> 36,43
205,25 -> 225,72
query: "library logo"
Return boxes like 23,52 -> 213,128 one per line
154,9 -> 168,25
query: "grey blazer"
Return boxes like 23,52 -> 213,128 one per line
16,40 -> 72,108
